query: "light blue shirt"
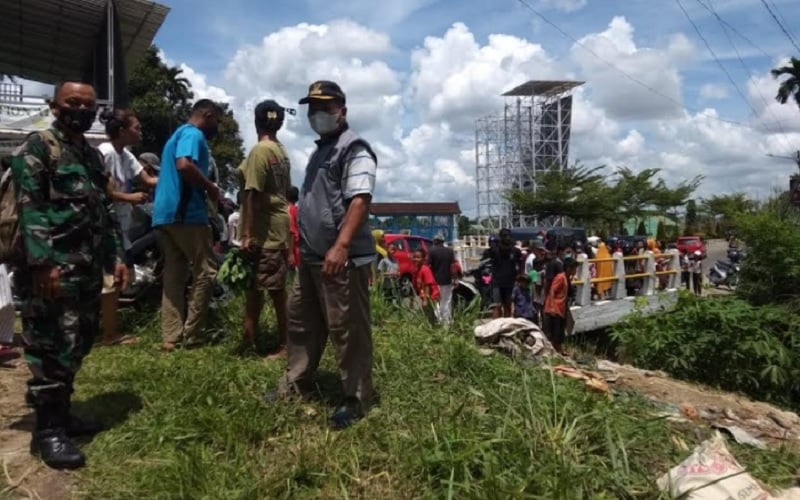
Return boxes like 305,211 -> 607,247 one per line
152,124 -> 210,226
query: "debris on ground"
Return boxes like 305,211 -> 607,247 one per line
547,365 -> 611,396
658,433 -> 800,499
578,358 -> 800,450
473,318 -> 557,360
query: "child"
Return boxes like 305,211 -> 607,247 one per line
511,275 -> 536,322
412,248 -> 440,324
691,251 -> 703,296
544,258 -> 578,355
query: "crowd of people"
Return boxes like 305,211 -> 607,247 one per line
5,78 -> 377,470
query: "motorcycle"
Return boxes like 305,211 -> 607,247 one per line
708,260 -> 740,289
462,258 -> 494,310
117,203 -> 163,309
726,247 -> 744,264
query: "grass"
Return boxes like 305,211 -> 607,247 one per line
61,290 -> 800,499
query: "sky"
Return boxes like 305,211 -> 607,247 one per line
13,0 -> 800,216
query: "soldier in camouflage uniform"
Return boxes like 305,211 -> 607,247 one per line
10,81 -> 128,470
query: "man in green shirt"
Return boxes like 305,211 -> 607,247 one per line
238,100 -> 293,356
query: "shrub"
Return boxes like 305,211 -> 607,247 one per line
611,294 -> 800,408
736,211 -> 800,307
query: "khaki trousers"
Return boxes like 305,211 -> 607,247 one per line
157,224 -> 218,343
281,262 -> 373,407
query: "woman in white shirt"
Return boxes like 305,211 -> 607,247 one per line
97,109 -> 157,345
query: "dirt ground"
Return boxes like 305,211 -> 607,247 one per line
0,349 -> 74,500
595,360 -> 800,447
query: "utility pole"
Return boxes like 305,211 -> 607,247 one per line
767,151 -> 800,207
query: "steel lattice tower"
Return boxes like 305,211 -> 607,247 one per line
475,80 -> 584,229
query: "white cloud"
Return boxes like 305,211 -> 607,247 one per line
159,18 -> 799,217
571,17 -> 693,120
699,83 -> 729,101
537,0 -> 587,13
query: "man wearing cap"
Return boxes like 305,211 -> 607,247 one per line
428,234 -> 456,326
275,80 -> 377,430
237,100 -> 293,356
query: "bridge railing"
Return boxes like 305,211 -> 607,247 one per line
571,250 -> 680,306
453,237 -> 681,307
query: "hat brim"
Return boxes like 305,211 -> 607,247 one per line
299,95 -> 340,104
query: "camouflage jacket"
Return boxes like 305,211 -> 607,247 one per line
10,125 -> 124,273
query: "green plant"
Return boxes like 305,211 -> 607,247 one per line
217,248 -> 253,292
736,210 -> 800,307
612,295 -> 800,408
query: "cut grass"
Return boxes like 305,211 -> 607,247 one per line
65,292 -> 800,499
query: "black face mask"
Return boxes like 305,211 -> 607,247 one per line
203,124 -> 219,141
58,106 -> 97,133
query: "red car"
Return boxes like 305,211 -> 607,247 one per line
676,236 -> 707,258
383,234 -> 434,283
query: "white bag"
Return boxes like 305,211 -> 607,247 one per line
0,264 -> 15,344
658,433 -> 800,500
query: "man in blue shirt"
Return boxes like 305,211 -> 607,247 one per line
152,99 -> 222,351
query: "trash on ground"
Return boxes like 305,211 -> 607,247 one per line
549,365 -> 610,395
712,424 -> 768,450
657,433 -> 800,500
473,318 -> 557,360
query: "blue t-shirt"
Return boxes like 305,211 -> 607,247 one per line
152,124 -> 210,226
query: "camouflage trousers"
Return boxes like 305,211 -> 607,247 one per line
16,267 -> 103,397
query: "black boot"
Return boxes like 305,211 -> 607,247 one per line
63,383 -> 103,437
29,388 -> 86,470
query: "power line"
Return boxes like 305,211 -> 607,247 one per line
767,0 -> 799,45
513,0 -> 791,132
696,0 -> 790,142
760,0 -> 800,52
676,0 -> 762,124
692,0 -> 772,59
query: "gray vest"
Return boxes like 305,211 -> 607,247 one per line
298,127 -> 377,261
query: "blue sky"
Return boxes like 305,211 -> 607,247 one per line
146,0 -> 800,215
155,0 -> 796,121
13,0 -> 798,215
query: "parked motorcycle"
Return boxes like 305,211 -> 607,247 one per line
118,203 -> 163,309
464,258 -> 494,310
726,247 -> 744,264
708,260 -> 740,289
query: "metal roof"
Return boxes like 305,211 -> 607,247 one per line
371,202 -> 462,216
0,0 -> 169,85
502,80 -> 585,97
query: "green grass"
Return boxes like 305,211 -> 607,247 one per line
64,291 -> 800,499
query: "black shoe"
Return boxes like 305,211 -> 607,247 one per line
328,399 -> 364,430
65,413 -> 104,437
30,428 -> 86,470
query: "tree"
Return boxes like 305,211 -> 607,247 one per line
505,164 -> 616,229
701,192 -> 757,236
771,57 -> 800,110
656,220 -> 667,242
636,220 -> 647,236
457,215 -> 472,237
128,46 -> 193,155
684,199 -> 698,235
128,45 -> 244,193
207,101 -> 244,193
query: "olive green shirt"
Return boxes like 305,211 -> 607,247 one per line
237,139 -> 291,250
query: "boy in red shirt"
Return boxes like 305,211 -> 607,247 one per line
412,249 -> 440,324
544,258 -> 577,355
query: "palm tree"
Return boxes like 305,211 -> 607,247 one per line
771,57 -> 800,109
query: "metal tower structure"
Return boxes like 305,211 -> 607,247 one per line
475,80 -> 584,229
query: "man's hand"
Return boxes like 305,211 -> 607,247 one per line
114,263 -> 129,291
130,192 -> 148,205
322,243 -> 348,278
32,266 -> 60,300
286,250 -> 296,268
206,183 -> 221,204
